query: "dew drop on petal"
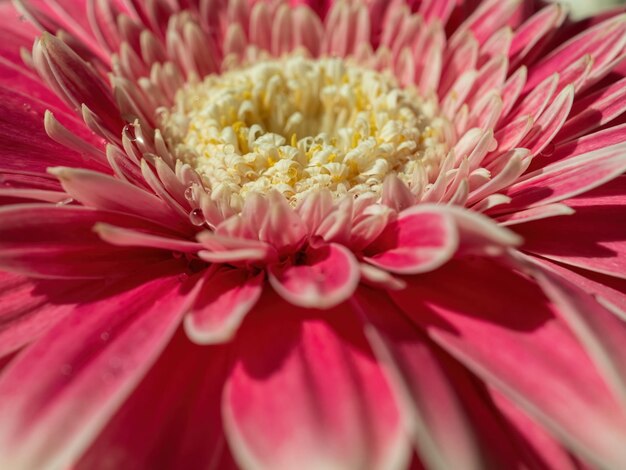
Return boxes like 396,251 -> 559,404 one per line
123,123 -> 137,142
189,208 -> 205,226
184,186 -> 194,201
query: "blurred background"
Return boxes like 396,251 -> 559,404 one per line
559,0 -> 626,18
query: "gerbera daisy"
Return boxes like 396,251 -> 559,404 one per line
1,0 -> 626,468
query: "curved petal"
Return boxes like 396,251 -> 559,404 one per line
364,206 -> 458,275
530,257 -> 626,317
528,259 -> 626,409
0,265 -> 197,470
49,167 -> 191,234
353,289 -> 484,470
515,176 -> 626,279
268,243 -> 359,309
0,204 -> 171,279
184,268 -> 264,345
392,258 -> 626,468
0,271 -> 97,358
497,142 -> 626,213
0,88 -> 98,175
223,291 -> 410,470
76,329 -> 233,470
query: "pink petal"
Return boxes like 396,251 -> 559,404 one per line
488,389 -> 580,470
509,4 -> 564,67
515,176 -> 626,279
49,167 -> 191,234
443,205 -> 522,254
549,123 -> 626,165
364,206 -> 458,275
269,243 -> 359,309
497,142 -> 626,212
35,33 -> 122,133
17,0 -> 104,62
0,88 -> 98,175
0,266 -> 196,470
223,291 -> 409,470
518,85 -> 574,157
197,232 -> 278,264
258,190 -> 307,254
76,329 -> 233,470
455,0 -> 521,45
496,203 -> 575,226
556,77 -> 626,142
94,223 -> 202,253
528,258 -> 626,408
531,257 -> 626,317
508,73 -> 558,122
0,204 -> 171,279
0,271 -> 93,358
524,14 -> 626,93
354,289 -> 484,470
392,259 -> 626,468
184,267 -> 264,344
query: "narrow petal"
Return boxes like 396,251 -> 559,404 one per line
268,243 -> 359,309
94,223 -> 202,253
36,33 -> 122,133
556,77 -> 626,142
223,291 -> 409,470
49,167 -> 190,234
497,142 -> 626,212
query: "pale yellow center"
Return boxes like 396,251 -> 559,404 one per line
160,55 -> 448,209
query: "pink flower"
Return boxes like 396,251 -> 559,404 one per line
1,0 -> 626,468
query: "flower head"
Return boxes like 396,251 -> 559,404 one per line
1,0 -> 626,469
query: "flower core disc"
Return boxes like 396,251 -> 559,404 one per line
160,55 -> 450,209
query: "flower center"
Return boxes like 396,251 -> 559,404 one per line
160,55 -> 448,208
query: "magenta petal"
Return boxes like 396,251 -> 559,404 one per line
364,206 -> 458,274
49,167 -> 190,234
530,257 -> 626,317
185,268 -> 264,344
354,289 -> 484,470
529,259 -> 626,408
515,176 -> 626,279
0,266 -> 196,470
392,259 -> 626,468
0,88 -> 96,175
0,271 -> 92,358
76,329 -> 233,470
223,291 -> 409,470
36,33 -> 122,133
269,243 -> 359,309
488,389 -> 581,470
0,205 -> 170,279
498,142 -> 626,212
94,223 -> 202,253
